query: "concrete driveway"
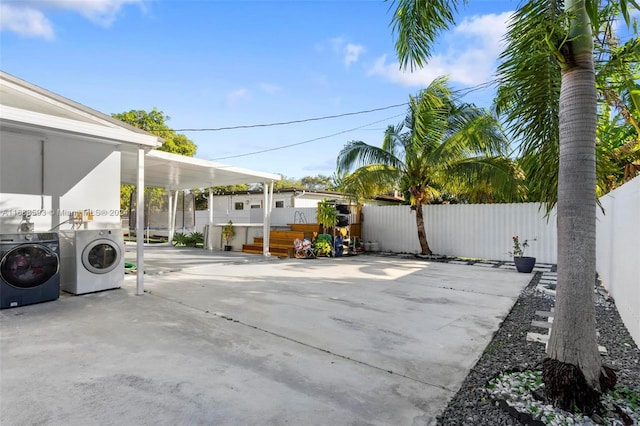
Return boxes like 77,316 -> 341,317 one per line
1,250 -> 531,425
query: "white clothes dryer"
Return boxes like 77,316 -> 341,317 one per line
59,229 -> 124,295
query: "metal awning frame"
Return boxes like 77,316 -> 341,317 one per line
121,147 -> 281,295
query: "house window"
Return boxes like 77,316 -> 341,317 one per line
234,202 -> 244,210
250,204 -> 261,209
275,201 -> 284,208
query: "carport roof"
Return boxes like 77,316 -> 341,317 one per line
120,148 -> 281,189
0,71 -> 161,147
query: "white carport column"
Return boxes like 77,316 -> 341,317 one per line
208,188 -> 214,251
167,190 -> 174,245
262,181 -> 274,257
136,147 -> 145,295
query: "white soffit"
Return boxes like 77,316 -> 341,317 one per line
120,149 -> 282,189
0,71 -> 161,148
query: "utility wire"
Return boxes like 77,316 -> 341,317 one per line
175,103 -> 407,132
210,113 -> 406,161
205,79 -> 501,160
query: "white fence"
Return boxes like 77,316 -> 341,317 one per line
596,176 -> 639,345
361,203 -> 558,264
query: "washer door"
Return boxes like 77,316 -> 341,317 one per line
0,244 -> 59,288
82,239 -> 122,275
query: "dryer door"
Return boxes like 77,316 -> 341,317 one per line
0,244 -> 59,288
81,239 -> 122,275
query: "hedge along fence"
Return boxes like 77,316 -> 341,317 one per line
360,202 -> 558,264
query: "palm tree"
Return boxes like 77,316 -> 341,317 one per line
337,77 -> 521,255
388,0 -> 637,412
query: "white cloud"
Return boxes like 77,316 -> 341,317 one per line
0,4 -> 54,39
52,0 -> 147,26
321,36 -> 366,68
0,0 -> 147,39
368,11 -> 513,87
258,82 -> 282,94
344,43 -> 365,68
226,88 -> 251,108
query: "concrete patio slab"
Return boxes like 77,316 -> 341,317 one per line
1,250 -> 532,426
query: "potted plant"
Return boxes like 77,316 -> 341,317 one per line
509,235 -> 536,273
314,234 -> 333,257
315,199 -> 338,256
222,220 -> 235,251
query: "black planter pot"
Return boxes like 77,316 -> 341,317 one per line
514,256 -> 536,273
224,245 -> 232,252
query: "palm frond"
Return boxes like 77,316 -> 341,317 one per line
388,0 -> 464,71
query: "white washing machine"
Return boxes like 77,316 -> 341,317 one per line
59,229 -> 124,295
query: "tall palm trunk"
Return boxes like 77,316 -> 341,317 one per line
414,202 -> 432,255
543,0 -> 608,413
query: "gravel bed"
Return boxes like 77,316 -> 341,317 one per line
436,272 -> 640,425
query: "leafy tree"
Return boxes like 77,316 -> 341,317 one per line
496,2 -> 639,206
388,0 -> 638,412
337,77 -> 521,255
113,108 -> 197,215
273,175 -> 305,190
112,108 -> 197,156
300,175 -> 333,191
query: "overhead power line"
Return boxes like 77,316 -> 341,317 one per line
210,113 -> 406,161
175,103 -> 408,132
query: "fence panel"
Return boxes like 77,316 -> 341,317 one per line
362,203 -> 557,264
596,176 -> 639,345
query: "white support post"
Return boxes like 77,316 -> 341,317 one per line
136,147 -> 145,295
172,190 -> 179,236
167,190 -> 173,245
208,187 -> 214,251
262,182 -> 270,256
262,181 -> 274,257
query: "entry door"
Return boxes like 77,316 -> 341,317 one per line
0,244 -> 59,288
81,239 -> 121,274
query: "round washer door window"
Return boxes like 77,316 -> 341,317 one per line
82,239 -> 121,274
0,244 -> 59,288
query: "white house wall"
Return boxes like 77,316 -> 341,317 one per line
0,130 -> 121,233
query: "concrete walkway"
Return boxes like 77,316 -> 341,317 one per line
1,249 -> 532,425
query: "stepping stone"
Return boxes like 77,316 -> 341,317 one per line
474,263 -> 496,267
533,266 -> 552,272
536,285 -> 556,296
449,260 -> 469,265
535,310 -> 554,318
527,332 -> 549,344
532,320 -> 552,329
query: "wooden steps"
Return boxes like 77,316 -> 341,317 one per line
242,244 -> 292,258
289,223 -> 322,238
240,225 -> 361,258
241,230 -> 303,257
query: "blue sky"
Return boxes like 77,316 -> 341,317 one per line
1,0 -> 518,180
